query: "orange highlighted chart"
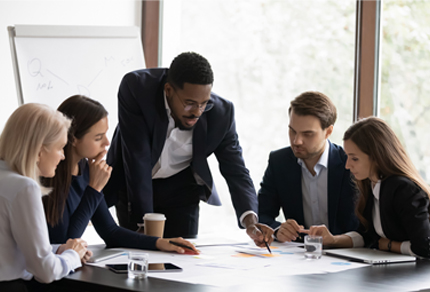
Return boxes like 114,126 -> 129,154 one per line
233,252 -> 281,258
234,246 -> 282,258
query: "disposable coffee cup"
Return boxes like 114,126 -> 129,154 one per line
143,213 -> 166,238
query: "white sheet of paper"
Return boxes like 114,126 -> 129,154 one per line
85,239 -> 368,288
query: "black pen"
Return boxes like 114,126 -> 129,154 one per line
257,226 -> 272,254
297,232 -> 307,242
168,240 -> 195,251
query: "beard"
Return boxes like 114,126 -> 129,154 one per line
177,122 -> 196,131
292,146 -> 322,161
173,113 -> 200,131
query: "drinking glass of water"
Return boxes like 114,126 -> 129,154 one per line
128,252 -> 149,279
304,235 -> 323,259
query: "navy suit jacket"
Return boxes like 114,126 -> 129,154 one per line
359,176 -> 430,258
104,68 -> 257,226
258,141 -> 358,235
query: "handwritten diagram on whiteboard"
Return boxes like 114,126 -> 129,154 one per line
10,25 -> 145,142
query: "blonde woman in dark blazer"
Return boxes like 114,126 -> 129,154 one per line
303,117 -> 430,258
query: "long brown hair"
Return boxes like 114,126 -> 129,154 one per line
343,117 -> 430,228
42,95 -> 108,226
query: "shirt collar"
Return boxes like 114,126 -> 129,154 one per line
163,89 -> 172,115
372,180 -> 382,200
318,140 -> 330,168
297,140 -> 330,175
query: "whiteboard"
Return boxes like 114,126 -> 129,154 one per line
8,25 -> 145,142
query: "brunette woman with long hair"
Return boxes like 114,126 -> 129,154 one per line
43,95 -> 198,254
302,117 -> 430,258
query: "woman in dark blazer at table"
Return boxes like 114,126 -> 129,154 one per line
303,117 -> 430,258
42,95 -> 198,254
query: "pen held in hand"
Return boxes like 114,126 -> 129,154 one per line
168,240 -> 196,252
296,232 -> 307,242
263,241 -> 272,254
256,226 -> 272,254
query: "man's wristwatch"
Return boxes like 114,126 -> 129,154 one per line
388,240 -> 392,251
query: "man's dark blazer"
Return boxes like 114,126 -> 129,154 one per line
104,68 -> 257,226
258,141 -> 359,235
359,176 -> 430,258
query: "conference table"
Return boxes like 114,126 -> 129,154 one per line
58,245 -> 430,292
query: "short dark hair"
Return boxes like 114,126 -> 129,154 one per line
166,52 -> 214,89
288,91 -> 337,129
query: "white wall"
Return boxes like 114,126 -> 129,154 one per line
0,0 -> 142,131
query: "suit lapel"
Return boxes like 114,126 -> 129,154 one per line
327,141 -> 343,229
192,114 -> 212,194
151,83 -> 168,165
284,151 -> 305,225
363,186 -> 376,237
378,180 -> 391,239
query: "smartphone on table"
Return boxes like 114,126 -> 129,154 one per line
106,263 -> 182,273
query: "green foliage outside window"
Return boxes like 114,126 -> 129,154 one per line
380,0 -> 430,182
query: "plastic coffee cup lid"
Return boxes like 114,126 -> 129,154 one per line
143,213 -> 166,221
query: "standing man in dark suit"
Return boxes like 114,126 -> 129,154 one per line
258,91 -> 358,242
104,52 -> 272,245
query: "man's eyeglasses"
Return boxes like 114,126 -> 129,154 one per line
172,86 -> 214,112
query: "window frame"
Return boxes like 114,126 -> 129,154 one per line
144,0 -> 381,121
354,0 -> 381,120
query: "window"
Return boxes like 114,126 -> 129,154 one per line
162,0 -> 356,233
379,0 -> 430,183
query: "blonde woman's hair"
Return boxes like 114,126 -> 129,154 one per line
343,116 -> 430,228
0,103 -> 71,194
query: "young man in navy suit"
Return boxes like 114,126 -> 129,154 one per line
258,91 -> 358,242
105,52 -> 272,246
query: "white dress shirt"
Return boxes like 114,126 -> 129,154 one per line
152,92 -> 193,179
297,140 -> 329,228
0,160 -> 81,283
151,91 -> 257,226
345,180 -> 414,255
